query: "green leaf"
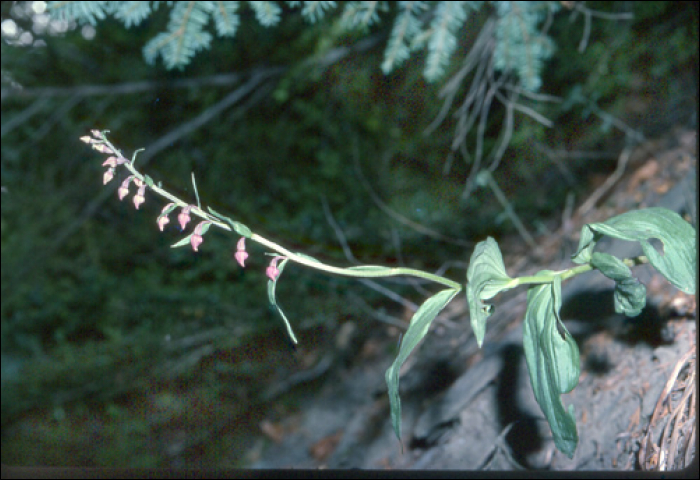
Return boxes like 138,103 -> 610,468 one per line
572,208 -> 696,294
143,174 -> 154,187
385,288 -> 460,447
522,274 -> 579,458
589,252 -> 633,282
207,207 -> 252,238
614,278 -> 646,317
590,252 -> 646,316
266,258 -> 297,344
198,221 -> 212,235
158,202 -> 179,218
466,237 -> 518,347
171,234 -> 193,248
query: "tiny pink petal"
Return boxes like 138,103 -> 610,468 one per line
266,265 -> 279,281
235,250 -> 249,267
93,144 -> 113,154
178,206 -> 192,230
191,234 -> 203,252
102,156 -> 126,167
133,185 -> 146,209
157,215 -> 170,231
193,221 -> 209,235
103,168 -> 115,185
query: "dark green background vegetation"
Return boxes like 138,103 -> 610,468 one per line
1,1 -> 697,467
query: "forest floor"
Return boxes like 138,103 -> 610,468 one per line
236,126 -> 697,472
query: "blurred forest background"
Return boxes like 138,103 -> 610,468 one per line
1,1 -> 697,468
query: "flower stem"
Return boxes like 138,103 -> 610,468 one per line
251,234 -> 463,290
101,135 -> 232,232
514,255 -> 650,287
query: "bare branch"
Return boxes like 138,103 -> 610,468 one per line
1,73 -> 244,101
1,97 -> 50,138
577,146 -> 632,216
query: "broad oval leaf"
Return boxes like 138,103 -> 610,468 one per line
466,237 -> 517,346
522,274 -> 580,458
572,208 -> 696,294
266,258 -> 297,344
385,288 -> 460,447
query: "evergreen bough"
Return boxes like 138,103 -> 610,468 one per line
48,1 -> 561,91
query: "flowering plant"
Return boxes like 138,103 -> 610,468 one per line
83,129 -> 696,458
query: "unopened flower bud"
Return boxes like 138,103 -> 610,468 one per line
266,256 -> 285,281
118,176 -> 134,200
235,237 -> 248,267
266,265 -> 279,281
93,144 -> 113,154
103,168 -> 115,185
157,215 -> 170,231
157,203 -> 175,231
178,205 -> 192,230
102,156 -> 126,168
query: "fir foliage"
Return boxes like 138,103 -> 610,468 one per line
492,1 -> 558,91
142,2 -> 214,69
248,1 -> 283,26
298,1 -> 337,24
424,1 -> 481,82
47,0 -> 564,91
113,1 -> 155,28
338,0 -> 385,30
380,1 -> 429,76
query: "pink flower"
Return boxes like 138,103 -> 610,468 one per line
133,184 -> 146,209
92,144 -> 113,154
178,205 -> 193,231
235,237 -> 248,267
191,233 -> 203,251
190,221 -> 211,252
157,203 -> 175,231
118,176 -> 135,200
103,168 -> 115,185
266,256 -> 286,281
102,156 -> 126,168
158,215 -> 170,231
